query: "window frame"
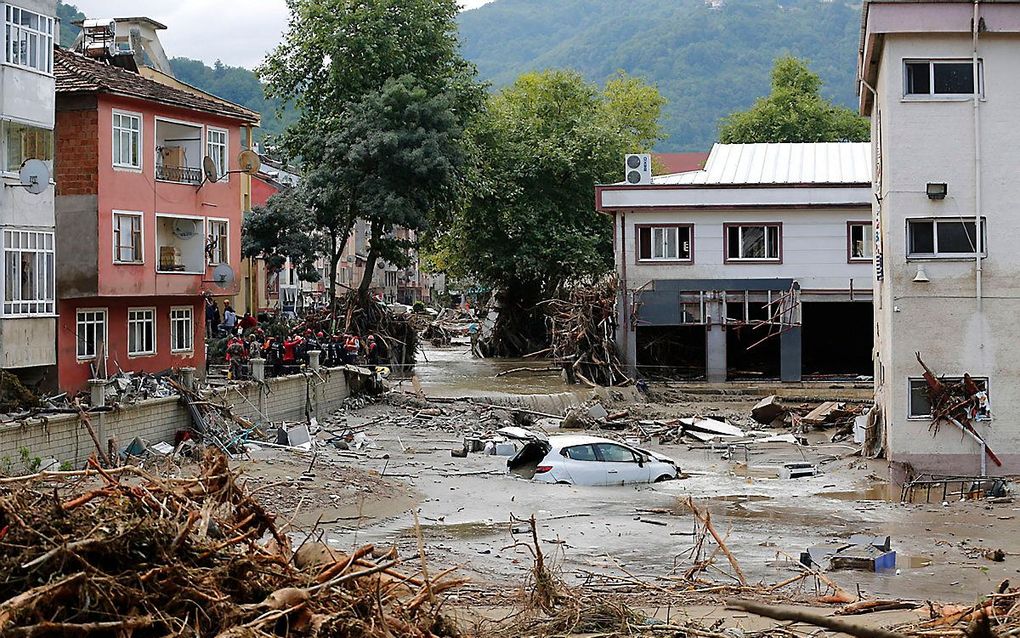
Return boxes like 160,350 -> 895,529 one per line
907,376 -> 990,421
112,109 -> 143,171
206,126 -> 228,179
3,119 -> 53,174
112,210 -> 144,264
847,221 -> 874,263
906,217 -> 987,260
3,5 -> 55,75
206,217 -> 229,266
126,306 -> 156,357
2,229 -> 55,317
75,308 -> 107,361
593,442 -> 640,464
170,305 -> 194,354
723,223 -> 783,263
903,58 -> 983,100
635,223 -> 694,264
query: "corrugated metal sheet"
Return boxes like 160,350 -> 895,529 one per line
652,142 -> 873,185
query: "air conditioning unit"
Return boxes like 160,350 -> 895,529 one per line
625,154 -> 652,185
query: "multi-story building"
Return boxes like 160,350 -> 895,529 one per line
53,38 -> 259,391
0,0 -> 58,385
860,0 -> 1020,476
597,142 -> 874,382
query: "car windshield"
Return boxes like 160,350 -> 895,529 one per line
595,443 -> 637,463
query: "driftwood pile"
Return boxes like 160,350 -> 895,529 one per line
547,278 -> 632,387
0,449 -> 462,637
338,294 -> 418,368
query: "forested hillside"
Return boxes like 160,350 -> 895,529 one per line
459,0 -> 864,150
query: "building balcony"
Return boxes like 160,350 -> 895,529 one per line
155,119 -> 204,185
155,164 -> 202,185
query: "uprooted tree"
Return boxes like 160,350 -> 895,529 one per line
256,0 -> 484,311
438,70 -> 665,356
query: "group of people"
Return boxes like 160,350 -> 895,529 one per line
222,327 -> 387,380
205,296 -> 257,338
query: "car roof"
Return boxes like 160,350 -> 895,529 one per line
547,435 -> 624,449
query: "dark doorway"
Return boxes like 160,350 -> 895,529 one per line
636,326 -> 705,379
727,324 -> 781,380
801,301 -> 873,377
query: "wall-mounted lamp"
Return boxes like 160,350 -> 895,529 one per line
913,265 -> 930,283
926,182 -> 948,200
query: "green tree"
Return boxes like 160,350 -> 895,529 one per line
241,187 -> 320,283
719,56 -> 869,144
257,0 -> 482,304
443,70 -> 664,354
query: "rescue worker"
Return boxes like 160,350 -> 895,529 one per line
366,334 -> 381,365
282,332 -> 302,373
225,330 -> 248,380
343,332 -> 361,364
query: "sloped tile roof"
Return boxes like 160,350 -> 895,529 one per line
54,47 -> 258,123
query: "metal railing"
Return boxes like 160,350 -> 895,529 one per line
156,164 -> 203,184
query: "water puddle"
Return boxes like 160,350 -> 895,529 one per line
406,521 -> 507,539
821,484 -> 909,503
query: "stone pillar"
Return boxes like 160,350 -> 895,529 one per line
705,297 -> 727,383
780,325 -> 802,383
88,379 -> 106,408
180,367 -> 196,390
251,358 -> 265,382
308,350 -> 321,372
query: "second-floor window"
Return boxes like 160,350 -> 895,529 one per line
725,224 -> 781,262
3,229 -> 54,316
170,306 -> 193,352
207,219 -> 228,265
849,222 -> 874,262
4,122 -> 52,172
127,307 -> 156,356
113,111 -> 141,169
207,128 -> 227,178
637,225 -> 692,262
76,308 -> 106,360
4,5 -> 54,74
114,212 -> 143,263
907,218 -> 986,258
905,60 -> 982,97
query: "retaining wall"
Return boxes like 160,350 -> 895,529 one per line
0,367 -> 353,468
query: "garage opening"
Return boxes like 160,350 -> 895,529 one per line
636,326 -> 705,379
727,324 -> 781,380
801,301 -> 873,377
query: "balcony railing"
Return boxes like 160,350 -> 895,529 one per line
156,164 -> 203,184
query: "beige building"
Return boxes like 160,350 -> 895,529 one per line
860,0 -> 1020,477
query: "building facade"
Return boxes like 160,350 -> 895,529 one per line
597,143 -> 874,382
860,0 -> 1020,476
0,0 -> 58,383
53,46 -> 258,392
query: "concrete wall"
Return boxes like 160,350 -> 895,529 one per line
871,26 -> 1020,475
0,367 -> 353,469
0,317 -> 55,367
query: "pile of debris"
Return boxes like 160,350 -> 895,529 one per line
338,293 -> 418,367
0,448 -> 463,637
547,277 -> 632,387
751,395 -> 864,435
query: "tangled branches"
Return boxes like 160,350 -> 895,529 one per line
547,277 -> 632,387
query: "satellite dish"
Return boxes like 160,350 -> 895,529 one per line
237,149 -> 261,175
172,218 -> 198,240
19,160 -> 50,195
202,156 -> 219,183
211,263 -> 235,289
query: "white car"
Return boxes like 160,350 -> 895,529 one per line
505,432 -> 679,486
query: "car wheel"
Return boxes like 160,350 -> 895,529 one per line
654,474 -> 674,483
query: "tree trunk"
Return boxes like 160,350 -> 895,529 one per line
357,220 -> 384,300
326,231 -> 340,311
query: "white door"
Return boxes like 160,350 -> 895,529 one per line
558,444 -> 604,486
594,443 -> 652,485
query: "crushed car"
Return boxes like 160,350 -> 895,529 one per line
502,429 -> 679,486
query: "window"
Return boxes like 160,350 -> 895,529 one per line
725,224 -> 781,262
206,128 -> 227,178
127,308 -> 155,356
113,111 -> 141,169
4,5 -> 54,73
384,271 -> 397,287
905,60 -> 981,97
909,377 -> 989,420
849,222 -> 874,262
76,309 -> 106,360
637,225 -> 693,262
170,306 -> 194,353
207,219 -> 228,265
113,212 -> 142,263
907,218 -> 986,258
3,229 -> 54,316
4,122 -> 52,172
594,443 -> 638,463
562,445 -> 597,461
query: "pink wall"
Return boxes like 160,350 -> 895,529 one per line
96,95 -> 245,299
251,174 -> 279,208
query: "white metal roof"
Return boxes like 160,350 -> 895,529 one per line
651,142 -> 872,186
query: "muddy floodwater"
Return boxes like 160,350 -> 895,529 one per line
242,346 -> 1019,609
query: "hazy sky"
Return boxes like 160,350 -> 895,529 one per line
69,0 -> 496,69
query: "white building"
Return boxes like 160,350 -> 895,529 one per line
0,0 -> 57,378
860,0 -> 1020,477
596,142 -> 874,382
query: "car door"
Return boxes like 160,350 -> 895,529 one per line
558,444 -> 602,485
594,443 -> 651,485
